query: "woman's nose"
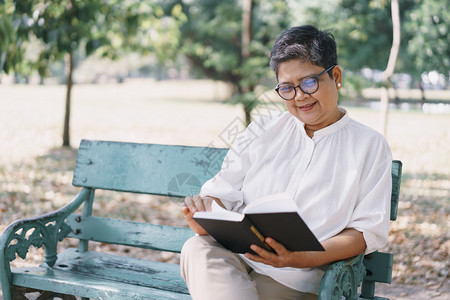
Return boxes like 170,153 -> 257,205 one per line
293,86 -> 308,101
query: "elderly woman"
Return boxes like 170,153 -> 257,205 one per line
181,25 -> 392,300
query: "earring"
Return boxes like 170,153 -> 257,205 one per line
337,83 -> 342,88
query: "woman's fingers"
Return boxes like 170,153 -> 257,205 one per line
184,196 -> 197,213
184,195 -> 214,213
182,197 -> 209,235
193,195 -> 206,212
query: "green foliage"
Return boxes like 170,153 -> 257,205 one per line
161,0 -> 290,123
401,0 -> 449,78
289,0 -> 449,96
172,0 -> 242,81
1,0 -> 185,77
0,0 -> 186,147
0,0 -> 20,74
294,0 -> 394,71
2,0 -> 448,97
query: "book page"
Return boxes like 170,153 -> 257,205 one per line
194,203 -> 244,222
211,200 -> 227,213
243,192 -> 298,214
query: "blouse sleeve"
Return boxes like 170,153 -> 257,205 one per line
199,123 -> 257,212
348,139 -> 393,254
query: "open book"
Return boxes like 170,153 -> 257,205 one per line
193,193 -> 324,254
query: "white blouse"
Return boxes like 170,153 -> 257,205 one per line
200,109 -> 392,294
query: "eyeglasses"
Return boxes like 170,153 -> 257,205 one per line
275,65 -> 336,100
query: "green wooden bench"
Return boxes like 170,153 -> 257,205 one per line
0,139 -> 402,300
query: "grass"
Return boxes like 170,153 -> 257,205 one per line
0,79 -> 449,298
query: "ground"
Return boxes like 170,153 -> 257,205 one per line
0,80 -> 448,299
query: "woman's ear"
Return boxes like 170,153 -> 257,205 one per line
333,65 -> 343,88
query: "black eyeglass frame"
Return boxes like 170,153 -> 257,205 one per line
275,65 -> 336,101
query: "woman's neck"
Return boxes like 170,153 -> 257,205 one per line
304,108 -> 345,138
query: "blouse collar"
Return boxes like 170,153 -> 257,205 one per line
313,108 -> 349,137
290,108 -> 349,138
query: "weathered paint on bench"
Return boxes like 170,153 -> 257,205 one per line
65,214 -> 193,252
1,140 -> 229,299
73,140 -> 228,196
0,140 -> 402,300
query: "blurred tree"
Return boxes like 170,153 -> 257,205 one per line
296,0 -> 449,86
288,0 -> 402,136
0,0 -> 22,81
1,0 -> 185,147
401,0 -> 449,93
322,0 -> 401,135
379,0 -> 401,136
163,0 -> 291,125
288,0 -> 395,71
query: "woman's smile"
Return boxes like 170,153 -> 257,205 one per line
297,101 -> 317,111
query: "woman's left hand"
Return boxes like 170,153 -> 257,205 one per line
244,238 -> 312,268
245,228 -> 367,269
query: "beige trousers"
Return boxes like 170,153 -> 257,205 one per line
180,235 -> 318,300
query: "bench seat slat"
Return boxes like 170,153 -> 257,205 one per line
66,214 -> 195,252
12,268 -> 190,300
12,248 -> 190,299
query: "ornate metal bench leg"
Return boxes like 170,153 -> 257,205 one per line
319,254 -> 365,300
360,280 -> 375,299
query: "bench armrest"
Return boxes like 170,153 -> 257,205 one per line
318,253 -> 365,300
0,188 -> 92,299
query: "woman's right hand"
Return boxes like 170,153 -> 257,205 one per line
182,195 -> 214,235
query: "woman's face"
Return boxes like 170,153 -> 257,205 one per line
277,59 -> 342,133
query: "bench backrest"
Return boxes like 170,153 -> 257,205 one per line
69,140 -> 402,255
390,160 -> 402,221
361,159 -> 402,295
73,140 -> 402,208
69,140 -> 229,252
73,139 -> 228,197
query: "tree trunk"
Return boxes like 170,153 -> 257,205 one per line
0,51 -> 6,77
379,0 -> 400,136
244,103 -> 252,126
241,0 -> 252,59
241,0 -> 253,126
419,81 -> 426,106
62,51 -> 74,147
